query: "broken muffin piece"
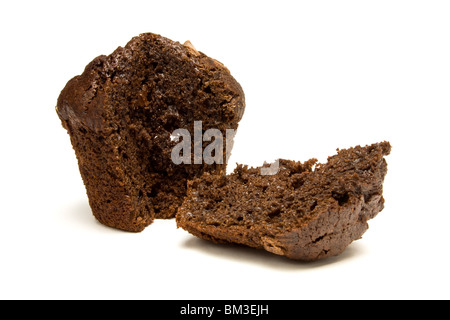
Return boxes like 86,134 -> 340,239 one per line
56,33 -> 245,231
176,142 -> 391,261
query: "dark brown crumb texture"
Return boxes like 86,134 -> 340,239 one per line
176,142 -> 391,261
56,33 -> 245,232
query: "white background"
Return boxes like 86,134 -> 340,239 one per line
1,0 -> 449,300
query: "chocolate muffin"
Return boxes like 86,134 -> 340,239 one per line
176,142 -> 391,261
56,33 -> 245,232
